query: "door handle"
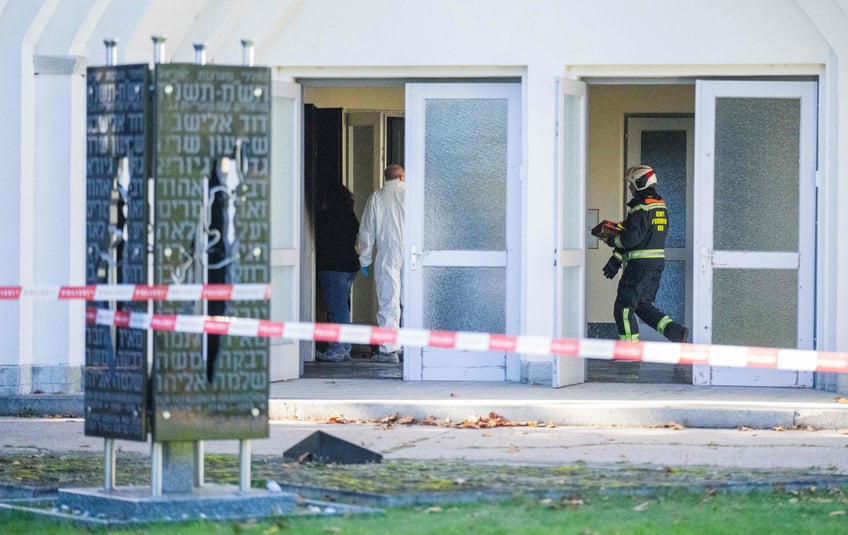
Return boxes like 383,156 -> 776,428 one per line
410,245 -> 428,271
700,247 -> 713,273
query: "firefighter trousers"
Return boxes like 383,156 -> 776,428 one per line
613,260 -> 669,341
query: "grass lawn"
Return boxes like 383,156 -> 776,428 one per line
1,452 -> 847,533
2,488 -> 847,534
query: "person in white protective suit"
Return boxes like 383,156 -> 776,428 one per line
357,164 -> 405,363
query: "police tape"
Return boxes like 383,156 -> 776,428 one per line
84,307 -> 848,374
0,284 -> 271,301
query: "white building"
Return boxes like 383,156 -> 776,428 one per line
1,0 -> 846,394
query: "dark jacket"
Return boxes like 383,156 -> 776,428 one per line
316,185 -> 360,273
611,187 -> 667,264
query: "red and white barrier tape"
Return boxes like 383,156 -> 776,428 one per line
85,307 -> 848,374
0,284 -> 271,301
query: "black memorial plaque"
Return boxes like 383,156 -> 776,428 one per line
152,64 -> 271,442
84,64 -> 151,441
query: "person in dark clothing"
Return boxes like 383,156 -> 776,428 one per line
315,182 -> 361,361
602,165 -> 689,343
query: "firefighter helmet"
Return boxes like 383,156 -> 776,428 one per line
625,165 -> 657,191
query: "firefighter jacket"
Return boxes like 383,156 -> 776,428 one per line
610,187 -> 667,264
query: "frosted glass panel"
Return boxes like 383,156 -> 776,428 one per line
271,265 -> 295,321
641,131 -> 687,249
351,124 -> 374,218
712,269 -> 797,348
561,94 -> 582,249
714,98 -> 799,252
655,260 -> 685,326
271,95 -> 296,249
424,99 -> 507,250
423,267 -> 504,333
559,266 -> 582,337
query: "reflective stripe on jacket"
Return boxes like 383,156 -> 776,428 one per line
612,188 -> 668,262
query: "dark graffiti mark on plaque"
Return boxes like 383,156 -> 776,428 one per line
152,64 -> 271,442
84,65 -> 150,441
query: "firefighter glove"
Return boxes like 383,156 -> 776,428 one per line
602,256 -> 621,279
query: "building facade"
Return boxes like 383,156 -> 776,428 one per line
1,0 -> 846,394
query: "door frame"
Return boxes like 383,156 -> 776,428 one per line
345,111 -> 384,327
624,115 -> 695,342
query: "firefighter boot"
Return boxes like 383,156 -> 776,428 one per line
663,322 -> 689,343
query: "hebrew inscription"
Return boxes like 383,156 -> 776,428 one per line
152,64 -> 271,441
84,64 -> 150,441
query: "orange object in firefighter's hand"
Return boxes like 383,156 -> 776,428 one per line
591,220 -> 621,240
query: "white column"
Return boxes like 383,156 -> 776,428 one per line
31,55 -> 88,393
0,1 -> 48,394
796,0 -> 848,392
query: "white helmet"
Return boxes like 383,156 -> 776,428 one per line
625,165 -> 657,191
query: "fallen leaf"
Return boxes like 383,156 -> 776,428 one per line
420,415 -> 439,426
835,397 -> 848,404
326,415 -> 349,424
507,445 -> 520,453
737,426 -> 754,432
664,421 -> 685,430
378,412 -> 399,424
773,426 -> 787,432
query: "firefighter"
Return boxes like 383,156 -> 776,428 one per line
602,165 -> 689,343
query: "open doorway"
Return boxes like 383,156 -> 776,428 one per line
584,84 -> 696,384
300,84 -> 405,379
583,80 -> 816,387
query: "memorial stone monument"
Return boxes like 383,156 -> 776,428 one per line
80,36 -> 276,512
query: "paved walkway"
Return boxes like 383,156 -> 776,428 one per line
1,380 -> 847,473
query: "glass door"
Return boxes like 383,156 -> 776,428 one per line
404,83 -> 521,381
554,78 -> 587,387
270,81 -> 302,380
693,80 -> 816,387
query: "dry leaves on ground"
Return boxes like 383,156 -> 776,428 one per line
300,411 -> 555,429
654,421 -> 685,430
771,425 -> 817,432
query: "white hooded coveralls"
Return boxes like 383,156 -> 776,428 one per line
357,179 -> 404,353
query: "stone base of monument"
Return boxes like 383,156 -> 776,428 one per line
47,484 -> 377,525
